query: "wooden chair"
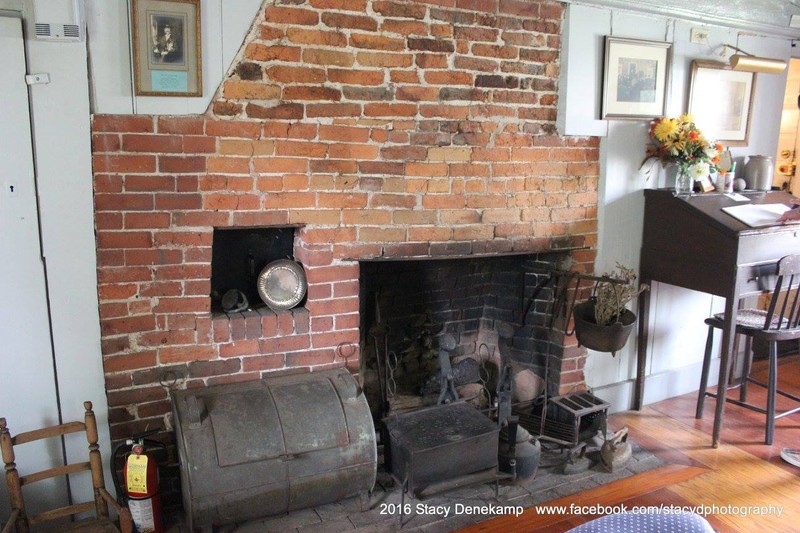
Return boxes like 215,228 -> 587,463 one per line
1,401 -> 133,533
697,254 -> 800,445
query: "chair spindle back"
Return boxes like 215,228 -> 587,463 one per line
763,254 -> 800,331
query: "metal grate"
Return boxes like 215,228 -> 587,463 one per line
34,23 -> 50,37
513,391 -> 610,447
64,24 -> 80,38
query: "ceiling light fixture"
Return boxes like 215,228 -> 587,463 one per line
724,44 -> 787,74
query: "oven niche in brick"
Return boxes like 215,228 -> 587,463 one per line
210,227 -> 299,313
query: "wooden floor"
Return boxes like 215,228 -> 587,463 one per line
459,355 -> 800,533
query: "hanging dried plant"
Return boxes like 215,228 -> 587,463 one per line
593,263 -> 649,326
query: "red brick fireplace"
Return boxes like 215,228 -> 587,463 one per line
91,0 -> 598,502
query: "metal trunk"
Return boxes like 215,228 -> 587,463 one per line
171,368 -> 376,530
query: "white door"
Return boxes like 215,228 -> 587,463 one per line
776,58 -> 800,194
0,14 -> 68,517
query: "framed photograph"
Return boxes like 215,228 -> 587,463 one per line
131,0 -> 202,96
601,36 -> 672,120
688,60 -> 755,146
696,175 -> 715,193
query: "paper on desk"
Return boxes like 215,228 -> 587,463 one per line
724,192 -> 749,202
722,203 -> 791,227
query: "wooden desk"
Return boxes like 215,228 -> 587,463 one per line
636,189 -> 800,447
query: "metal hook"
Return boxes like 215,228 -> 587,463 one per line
336,341 -> 357,361
386,351 -> 398,398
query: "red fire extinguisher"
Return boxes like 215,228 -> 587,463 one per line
114,433 -> 165,533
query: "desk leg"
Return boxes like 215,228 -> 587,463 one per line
634,276 -> 652,411
712,294 -> 738,448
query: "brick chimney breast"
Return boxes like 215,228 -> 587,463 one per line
91,0 -> 598,451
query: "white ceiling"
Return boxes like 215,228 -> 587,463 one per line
664,0 -> 798,26
572,0 -> 800,38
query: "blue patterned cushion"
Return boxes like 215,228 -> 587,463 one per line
714,308 -> 789,330
567,510 -> 715,532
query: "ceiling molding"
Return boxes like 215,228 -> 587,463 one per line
564,0 -> 800,39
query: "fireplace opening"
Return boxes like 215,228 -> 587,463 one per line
210,226 -> 298,313
358,253 -> 573,421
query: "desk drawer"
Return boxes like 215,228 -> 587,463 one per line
740,262 -> 778,297
739,229 -> 800,265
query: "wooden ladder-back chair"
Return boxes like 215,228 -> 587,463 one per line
1,401 -> 133,533
697,254 -> 800,445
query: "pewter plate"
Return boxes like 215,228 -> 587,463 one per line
257,259 -> 307,311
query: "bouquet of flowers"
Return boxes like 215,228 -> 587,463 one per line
644,115 -> 723,181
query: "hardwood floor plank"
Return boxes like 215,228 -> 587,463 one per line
651,366 -> 800,474
632,489 -> 737,533
454,358 -> 800,533
456,464 -> 707,532
615,407 -> 800,533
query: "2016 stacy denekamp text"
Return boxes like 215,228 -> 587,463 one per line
379,503 -> 524,518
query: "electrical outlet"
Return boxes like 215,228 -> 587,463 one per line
690,28 -> 709,45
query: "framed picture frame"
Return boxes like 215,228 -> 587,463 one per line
601,36 -> 672,120
688,60 -> 755,146
696,174 -> 716,193
131,0 -> 202,97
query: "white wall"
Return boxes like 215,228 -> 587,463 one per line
0,1 -> 262,508
0,0 -> 110,511
0,12 -> 67,516
560,2 -> 796,410
87,0 -> 262,115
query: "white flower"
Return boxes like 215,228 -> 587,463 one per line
688,161 -> 710,179
704,145 -> 720,160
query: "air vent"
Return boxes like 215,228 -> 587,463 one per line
64,24 -> 80,38
34,22 -> 82,41
34,23 -> 50,37
32,0 -> 84,42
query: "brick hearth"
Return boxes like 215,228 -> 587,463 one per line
90,0 -> 598,501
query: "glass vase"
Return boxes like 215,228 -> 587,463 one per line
674,166 -> 692,196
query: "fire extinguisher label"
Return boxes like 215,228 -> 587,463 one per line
128,497 -> 156,532
126,453 -> 149,493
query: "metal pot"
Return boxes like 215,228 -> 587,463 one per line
572,301 -> 636,356
498,424 -> 540,483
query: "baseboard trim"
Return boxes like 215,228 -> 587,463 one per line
591,359 -> 722,413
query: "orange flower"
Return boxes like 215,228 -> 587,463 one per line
645,116 -> 722,175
